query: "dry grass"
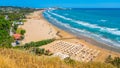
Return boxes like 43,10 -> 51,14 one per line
0,55 -> 17,68
0,48 -> 116,68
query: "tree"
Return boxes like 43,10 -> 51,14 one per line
111,57 -> 120,68
13,24 -> 18,31
105,55 -> 113,63
105,55 -> 120,68
0,18 -> 13,47
20,29 -> 26,35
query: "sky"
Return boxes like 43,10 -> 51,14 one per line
0,0 -> 120,8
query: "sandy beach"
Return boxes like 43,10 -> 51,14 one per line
20,10 -> 120,62
19,11 -> 59,44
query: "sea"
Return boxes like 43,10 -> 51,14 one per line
43,8 -> 120,49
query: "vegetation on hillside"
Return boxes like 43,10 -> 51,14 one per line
0,6 -> 54,49
14,39 -> 55,49
29,47 -> 53,56
0,6 -> 41,48
0,17 -> 13,47
0,48 -> 116,68
105,55 -> 120,68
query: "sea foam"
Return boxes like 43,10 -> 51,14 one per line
48,11 -> 120,36
44,11 -> 120,47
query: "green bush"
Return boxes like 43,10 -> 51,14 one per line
105,55 -> 120,68
14,39 -> 55,50
30,47 -> 52,56
64,57 -> 75,65
105,55 -> 113,63
20,29 -> 26,35
111,57 -> 120,68
25,39 -> 54,48
31,48 -> 45,55
0,18 -> 14,47
13,24 -> 18,31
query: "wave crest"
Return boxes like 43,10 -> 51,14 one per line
43,11 -> 120,47
48,11 -> 120,36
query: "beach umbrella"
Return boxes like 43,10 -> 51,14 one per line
13,34 -> 22,40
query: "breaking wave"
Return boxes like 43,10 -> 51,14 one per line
43,11 -> 120,47
48,11 -> 120,36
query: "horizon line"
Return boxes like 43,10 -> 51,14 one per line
1,6 -> 120,9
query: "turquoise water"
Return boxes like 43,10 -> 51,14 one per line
43,8 -> 120,48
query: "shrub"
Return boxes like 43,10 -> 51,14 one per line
0,18 -> 13,47
44,49 -> 51,55
105,55 -> 120,68
64,57 -> 75,65
22,39 -> 55,49
13,24 -> 18,31
30,47 -> 52,56
31,48 -> 43,55
20,29 -> 26,35
105,55 -> 113,63
111,57 -> 120,68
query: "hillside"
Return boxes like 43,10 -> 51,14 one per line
0,48 -> 115,68
0,6 -> 42,13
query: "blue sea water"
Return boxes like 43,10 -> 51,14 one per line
43,8 -> 120,48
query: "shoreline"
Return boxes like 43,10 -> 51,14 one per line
21,10 -> 120,62
42,11 -> 120,61
43,13 -> 120,53
52,23 -> 120,53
